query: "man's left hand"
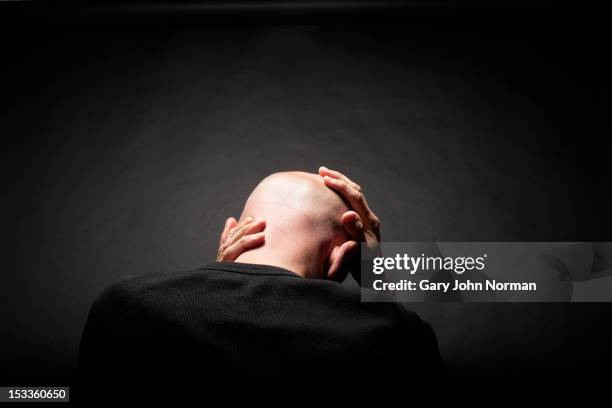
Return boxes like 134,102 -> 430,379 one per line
217,216 -> 266,262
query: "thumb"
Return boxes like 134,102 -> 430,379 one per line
341,211 -> 364,240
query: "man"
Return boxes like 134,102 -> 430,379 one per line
77,167 -> 441,400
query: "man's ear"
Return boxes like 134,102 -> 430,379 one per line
326,240 -> 358,282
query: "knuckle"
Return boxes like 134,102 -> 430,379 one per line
353,184 -> 362,192
233,227 -> 246,238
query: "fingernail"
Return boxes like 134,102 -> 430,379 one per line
245,216 -> 254,222
356,221 -> 364,230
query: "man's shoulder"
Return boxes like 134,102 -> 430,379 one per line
91,262 -> 428,331
89,269 -> 197,312
90,263 -> 298,309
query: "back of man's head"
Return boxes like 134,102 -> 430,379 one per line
234,171 -> 356,280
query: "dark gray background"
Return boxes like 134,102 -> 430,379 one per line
1,3 -> 610,384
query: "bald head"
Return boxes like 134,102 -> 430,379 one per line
243,172 -> 348,239
235,172 -> 355,280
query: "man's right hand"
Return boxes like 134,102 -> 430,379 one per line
319,166 -> 381,285
319,166 -> 381,249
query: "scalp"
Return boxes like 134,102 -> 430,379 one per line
243,171 -> 348,234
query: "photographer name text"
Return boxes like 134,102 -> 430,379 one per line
372,279 -> 537,292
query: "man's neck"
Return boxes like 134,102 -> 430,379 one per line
234,246 -> 317,279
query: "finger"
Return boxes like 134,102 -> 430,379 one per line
228,216 -> 254,239
229,219 -> 265,242
341,211 -> 365,240
320,167 -> 380,232
217,221 -> 265,261
330,240 -> 359,283
319,166 -> 362,192
219,232 -> 265,262
220,217 -> 238,246
323,175 -> 371,217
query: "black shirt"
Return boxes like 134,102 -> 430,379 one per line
77,262 -> 442,400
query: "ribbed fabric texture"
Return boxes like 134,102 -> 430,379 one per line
76,262 -> 441,400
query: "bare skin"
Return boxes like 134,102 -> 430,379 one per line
217,167 -> 381,281
318,166 -> 380,251
217,216 -> 266,262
